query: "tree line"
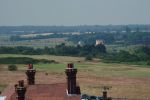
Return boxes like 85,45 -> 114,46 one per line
68,32 -> 150,45
101,46 -> 150,65
0,57 -> 56,64
0,43 -> 106,57
10,32 -> 150,45
0,44 -> 150,65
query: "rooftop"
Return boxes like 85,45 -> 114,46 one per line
1,83 -> 81,100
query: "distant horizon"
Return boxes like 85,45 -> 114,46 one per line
0,24 -> 150,27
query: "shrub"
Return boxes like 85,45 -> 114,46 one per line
8,64 -> 17,71
85,55 -> 93,61
38,59 -> 57,64
147,61 -> 150,65
0,57 -> 57,64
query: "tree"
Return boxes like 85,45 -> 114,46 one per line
85,55 -> 93,61
136,26 -> 140,32
126,26 -> 131,33
95,44 -> 106,53
8,65 -> 17,71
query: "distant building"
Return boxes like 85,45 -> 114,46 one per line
95,40 -> 104,46
78,41 -> 84,46
72,32 -> 80,35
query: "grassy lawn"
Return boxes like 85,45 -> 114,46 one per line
35,63 -> 66,72
0,54 -> 150,78
0,85 -> 6,92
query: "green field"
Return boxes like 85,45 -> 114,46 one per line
0,54 -> 150,78
0,36 -> 74,48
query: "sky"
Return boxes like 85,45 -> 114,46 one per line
0,0 -> 150,26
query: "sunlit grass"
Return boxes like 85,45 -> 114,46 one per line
0,54 -> 150,78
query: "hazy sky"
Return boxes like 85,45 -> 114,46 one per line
0,0 -> 150,26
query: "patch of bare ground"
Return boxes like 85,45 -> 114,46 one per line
35,71 -> 66,84
78,75 -> 150,86
0,67 -> 66,85
77,72 -> 150,100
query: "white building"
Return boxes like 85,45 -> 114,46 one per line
95,40 -> 104,45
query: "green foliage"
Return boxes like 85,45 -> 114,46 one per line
68,33 -> 115,44
146,61 -> 150,65
85,55 -> 93,61
2,26 -> 150,45
38,59 -> 57,64
126,26 -> 131,33
134,46 -> 150,61
0,46 -> 40,55
102,46 -> 150,64
116,51 -> 139,62
0,44 -> 107,57
0,57 -> 56,64
68,32 -> 150,45
8,64 -> 17,71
